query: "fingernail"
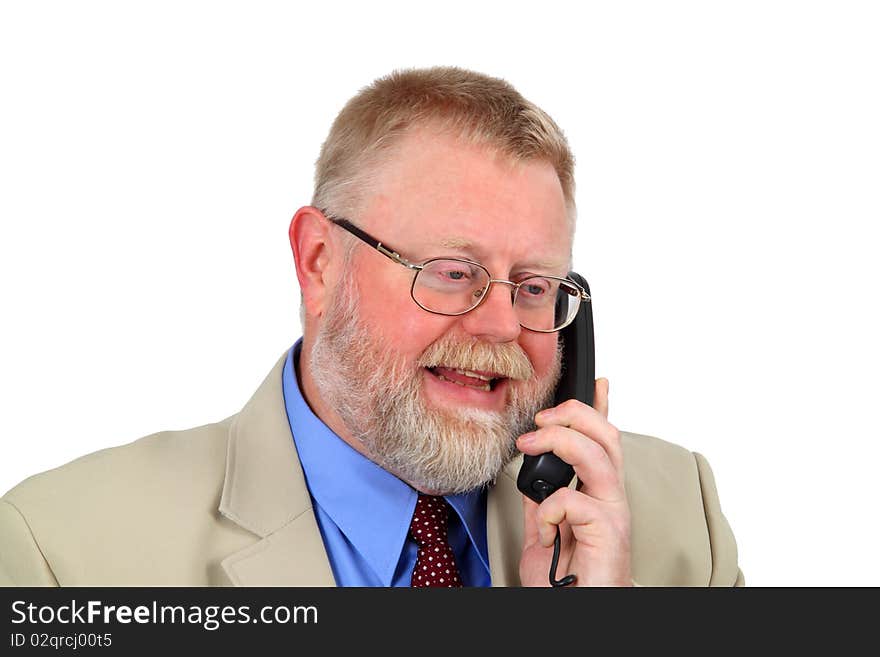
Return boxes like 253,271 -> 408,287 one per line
518,432 -> 535,444
536,408 -> 554,421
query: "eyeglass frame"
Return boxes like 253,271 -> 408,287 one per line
320,209 -> 591,334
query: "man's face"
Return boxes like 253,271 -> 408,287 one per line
309,128 -> 573,493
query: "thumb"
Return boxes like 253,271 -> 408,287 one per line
594,377 -> 609,418
521,495 -> 541,544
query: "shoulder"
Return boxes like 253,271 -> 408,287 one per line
620,429 -> 695,470
0,417 -> 245,585
620,430 -> 740,586
620,430 -> 707,523
4,417 -> 234,511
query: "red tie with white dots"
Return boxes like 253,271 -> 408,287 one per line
409,494 -> 463,588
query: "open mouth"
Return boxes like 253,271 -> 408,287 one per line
425,366 -> 505,392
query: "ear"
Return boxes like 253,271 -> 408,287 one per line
289,206 -> 335,319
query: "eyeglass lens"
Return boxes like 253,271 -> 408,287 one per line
412,259 -> 580,331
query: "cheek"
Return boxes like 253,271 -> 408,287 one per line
520,334 -> 560,378
350,261 -> 410,337
353,274 -> 454,354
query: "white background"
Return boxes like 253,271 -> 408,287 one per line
1,1 -> 878,586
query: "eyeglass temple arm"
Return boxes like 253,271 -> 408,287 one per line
323,213 -> 420,270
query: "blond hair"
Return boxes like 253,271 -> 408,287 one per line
312,66 -> 576,222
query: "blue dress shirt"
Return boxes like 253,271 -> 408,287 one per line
281,341 -> 492,587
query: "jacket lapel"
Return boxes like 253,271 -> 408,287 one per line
218,352 -> 335,586
486,458 -> 525,586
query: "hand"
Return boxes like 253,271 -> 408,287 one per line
517,378 -> 632,586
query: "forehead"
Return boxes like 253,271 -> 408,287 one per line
358,128 -> 572,271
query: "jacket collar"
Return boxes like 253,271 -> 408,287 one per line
217,349 -> 524,586
218,352 -> 335,585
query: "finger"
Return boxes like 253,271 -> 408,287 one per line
594,377 -> 609,419
534,487 -> 603,547
534,399 -> 623,474
521,495 -> 541,545
517,425 -> 623,502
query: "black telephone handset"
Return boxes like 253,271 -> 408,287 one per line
516,271 -> 594,586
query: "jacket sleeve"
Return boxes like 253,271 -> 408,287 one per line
0,499 -> 59,587
693,453 -> 744,586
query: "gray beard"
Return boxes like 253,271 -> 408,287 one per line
308,276 -> 561,494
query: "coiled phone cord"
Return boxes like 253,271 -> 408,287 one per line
549,526 -> 576,587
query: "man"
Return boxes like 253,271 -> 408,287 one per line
0,67 -> 742,587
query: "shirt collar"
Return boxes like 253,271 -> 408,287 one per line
281,340 -> 488,585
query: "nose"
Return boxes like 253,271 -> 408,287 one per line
458,280 -> 522,343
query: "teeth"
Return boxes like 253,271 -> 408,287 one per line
436,373 -> 491,392
452,368 -> 493,381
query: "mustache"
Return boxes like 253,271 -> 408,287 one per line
416,334 -> 536,381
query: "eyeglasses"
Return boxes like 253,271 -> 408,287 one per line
322,210 -> 590,333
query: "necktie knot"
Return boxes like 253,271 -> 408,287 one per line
409,494 -> 462,587
409,494 -> 450,547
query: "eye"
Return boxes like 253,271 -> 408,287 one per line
519,278 -> 551,296
430,261 -> 477,282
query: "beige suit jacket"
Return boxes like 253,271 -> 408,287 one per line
0,352 -> 743,587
